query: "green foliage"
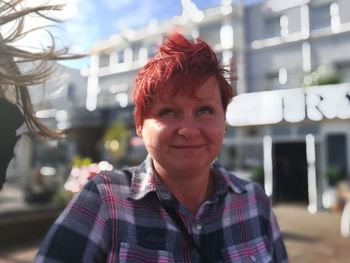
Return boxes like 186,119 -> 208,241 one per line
326,165 -> 343,186
52,189 -> 74,206
71,156 -> 93,167
251,166 -> 264,185
317,73 -> 342,85
303,65 -> 342,87
103,121 -> 130,142
102,121 -> 130,162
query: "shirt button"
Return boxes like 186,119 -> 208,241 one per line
195,223 -> 202,231
250,255 -> 256,262
162,193 -> 171,199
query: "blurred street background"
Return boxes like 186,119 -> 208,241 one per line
1,0 -> 350,262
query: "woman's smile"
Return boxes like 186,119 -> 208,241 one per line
137,76 -> 225,176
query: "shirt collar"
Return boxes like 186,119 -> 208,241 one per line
128,155 -> 157,201
212,160 -> 247,194
128,156 -> 247,201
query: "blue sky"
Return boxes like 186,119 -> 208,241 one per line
59,0 -> 263,69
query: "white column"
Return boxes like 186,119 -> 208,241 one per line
86,54 -> 100,111
300,4 -> 310,39
306,133 -> 318,213
302,41 -> 311,73
263,135 -> 273,197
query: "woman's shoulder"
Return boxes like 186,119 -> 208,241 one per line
220,168 -> 270,202
86,166 -> 138,199
93,166 -> 136,185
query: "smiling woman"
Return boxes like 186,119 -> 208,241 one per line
0,0 -> 82,189
36,33 -> 288,263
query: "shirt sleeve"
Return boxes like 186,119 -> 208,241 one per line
34,180 -> 111,263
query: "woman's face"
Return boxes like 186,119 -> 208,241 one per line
137,76 -> 226,176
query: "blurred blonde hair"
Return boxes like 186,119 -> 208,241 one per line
0,0 -> 83,137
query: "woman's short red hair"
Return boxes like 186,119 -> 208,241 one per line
133,33 -> 236,127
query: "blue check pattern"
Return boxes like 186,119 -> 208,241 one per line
35,155 -> 288,263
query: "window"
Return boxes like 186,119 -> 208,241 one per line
138,47 -> 148,62
114,49 -> 133,64
280,15 -> 289,37
264,16 -> 280,38
265,68 -> 288,90
265,72 -> 280,90
99,54 -> 110,67
148,44 -> 158,59
198,22 -> 221,46
67,84 -> 75,100
327,134 -> 348,179
116,50 -> 124,63
271,125 -> 290,136
297,124 -> 320,136
310,4 -> 331,30
336,60 -> 350,83
124,48 -> 133,63
241,144 -> 263,169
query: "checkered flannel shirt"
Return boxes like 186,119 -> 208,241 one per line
35,155 -> 288,263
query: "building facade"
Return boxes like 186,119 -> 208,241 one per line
84,0 -> 244,112
223,0 -> 350,212
84,0 -> 350,210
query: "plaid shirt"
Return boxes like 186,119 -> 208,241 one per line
35,156 -> 288,263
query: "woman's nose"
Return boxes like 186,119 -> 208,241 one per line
177,117 -> 200,139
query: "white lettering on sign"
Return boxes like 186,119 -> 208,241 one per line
226,83 -> 350,126
281,88 -> 305,123
306,85 -> 350,121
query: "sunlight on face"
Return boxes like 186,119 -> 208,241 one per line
137,76 -> 225,176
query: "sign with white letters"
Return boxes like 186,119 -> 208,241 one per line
226,83 -> 350,126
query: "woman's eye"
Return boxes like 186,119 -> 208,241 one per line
158,108 -> 176,116
198,106 -> 213,115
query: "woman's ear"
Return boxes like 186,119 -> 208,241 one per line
136,124 -> 143,137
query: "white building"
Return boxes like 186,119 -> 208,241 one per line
84,0 -> 350,210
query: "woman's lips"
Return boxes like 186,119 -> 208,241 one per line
172,144 -> 204,149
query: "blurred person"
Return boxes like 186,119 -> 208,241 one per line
0,0 -> 81,189
35,33 -> 288,262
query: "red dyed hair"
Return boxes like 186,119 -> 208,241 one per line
133,33 -> 236,127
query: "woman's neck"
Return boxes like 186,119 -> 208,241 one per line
154,165 -> 215,215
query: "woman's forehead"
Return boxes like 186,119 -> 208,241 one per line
158,76 -> 219,99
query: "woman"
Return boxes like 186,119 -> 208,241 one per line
36,33 -> 288,262
0,0 -> 81,189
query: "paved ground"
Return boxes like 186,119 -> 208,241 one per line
0,204 -> 349,262
274,204 -> 350,263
